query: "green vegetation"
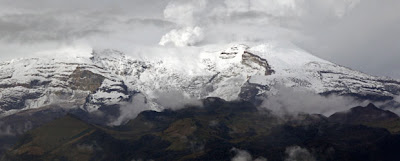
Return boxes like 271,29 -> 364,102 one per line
3,100 -> 400,161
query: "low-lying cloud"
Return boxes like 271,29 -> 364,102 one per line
260,86 -> 367,116
230,146 -> 316,161
109,94 -> 150,126
284,146 -> 316,161
153,90 -> 203,110
109,90 -> 203,126
0,121 -> 32,136
231,148 -> 267,161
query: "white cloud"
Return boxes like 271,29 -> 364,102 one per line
158,0 -> 362,48
231,148 -> 268,161
34,44 -> 93,58
260,86 -> 365,116
159,26 -> 204,47
234,0 -> 299,17
163,0 -> 208,26
224,0 -> 250,13
284,146 -> 316,161
108,89 -> 203,126
152,89 -> 203,110
109,94 -> 150,126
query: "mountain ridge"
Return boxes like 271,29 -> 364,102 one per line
3,101 -> 400,161
1,42 -> 400,117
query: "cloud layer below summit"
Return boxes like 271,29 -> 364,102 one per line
0,0 -> 399,78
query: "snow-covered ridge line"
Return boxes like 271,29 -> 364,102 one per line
0,42 -> 400,116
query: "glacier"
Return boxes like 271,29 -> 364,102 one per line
1,42 -> 399,117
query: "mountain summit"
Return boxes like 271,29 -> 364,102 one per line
1,42 -> 400,117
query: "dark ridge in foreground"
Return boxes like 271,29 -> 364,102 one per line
2,99 -> 400,161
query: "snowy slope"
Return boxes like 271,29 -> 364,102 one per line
248,42 -> 400,99
1,42 -> 400,116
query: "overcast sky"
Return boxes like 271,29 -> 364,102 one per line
0,0 -> 399,78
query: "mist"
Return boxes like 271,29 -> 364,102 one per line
109,90 -> 203,126
108,94 -> 150,126
231,148 -> 267,161
152,90 -> 203,110
0,120 -> 32,136
284,146 -> 316,161
259,86 -> 368,116
230,146 -> 315,161
0,0 -> 399,78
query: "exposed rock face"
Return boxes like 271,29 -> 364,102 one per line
219,44 -> 248,59
69,67 -> 105,92
238,82 -> 269,104
0,57 -> 132,116
242,51 -> 275,75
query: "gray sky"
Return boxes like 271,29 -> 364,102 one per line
0,0 -> 399,78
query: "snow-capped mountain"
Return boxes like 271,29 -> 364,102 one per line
1,42 -> 400,116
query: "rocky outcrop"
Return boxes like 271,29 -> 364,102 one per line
69,67 -> 105,92
242,51 -> 274,75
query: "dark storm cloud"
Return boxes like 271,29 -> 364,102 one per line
0,0 -> 399,78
